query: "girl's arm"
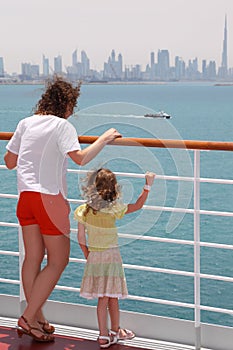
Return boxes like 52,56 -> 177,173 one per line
77,222 -> 89,259
125,172 -> 155,214
68,128 -> 121,165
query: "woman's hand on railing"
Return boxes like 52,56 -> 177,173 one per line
98,128 -> 122,145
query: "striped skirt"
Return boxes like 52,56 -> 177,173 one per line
80,247 -> 128,299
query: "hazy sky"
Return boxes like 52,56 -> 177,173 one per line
1,0 -> 233,73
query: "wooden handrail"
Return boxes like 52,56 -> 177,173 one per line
1,132 -> 233,151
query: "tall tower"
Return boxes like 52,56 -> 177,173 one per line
72,49 -> 78,67
0,57 -> 4,77
54,55 -> 62,74
221,15 -> 228,76
42,55 -> 49,77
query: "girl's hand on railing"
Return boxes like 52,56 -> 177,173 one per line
145,172 -> 156,186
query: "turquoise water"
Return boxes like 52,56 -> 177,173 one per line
1,82 -> 233,327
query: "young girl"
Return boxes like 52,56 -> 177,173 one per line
74,168 -> 155,348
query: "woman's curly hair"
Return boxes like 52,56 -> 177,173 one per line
34,75 -> 81,118
81,168 -> 122,215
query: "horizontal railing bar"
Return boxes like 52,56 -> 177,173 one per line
71,202 -> 233,217
199,209 -> 233,217
52,285 -> 233,313
69,234 -> 233,250
117,234 -> 195,245
143,206 -> 233,217
1,222 -> 233,250
1,277 -> 232,315
0,250 -> 19,256
2,164 -> 233,185
1,193 -> 232,216
123,263 -> 194,276
126,295 -> 195,308
71,169 -> 233,185
53,283 -> 195,308
118,234 -> 233,250
200,177 -> 233,185
0,222 -> 19,228
2,252 -> 233,283
1,132 -> 233,151
200,273 -> 233,282
199,241 -> 233,250
0,194 -> 18,199
199,305 -> 233,315
0,278 -> 19,285
1,198 -> 233,217
68,257 -> 233,283
52,284 -> 233,313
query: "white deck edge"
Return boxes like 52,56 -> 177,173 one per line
1,294 -> 232,350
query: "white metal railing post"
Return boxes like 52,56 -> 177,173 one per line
194,150 -> 201,350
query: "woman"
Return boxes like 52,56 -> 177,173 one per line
4,76 -> 121,342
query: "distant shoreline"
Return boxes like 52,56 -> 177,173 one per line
0,80 -> 168,86
1,80 -> 233,86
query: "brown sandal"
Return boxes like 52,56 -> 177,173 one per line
17,315 -> 55,342
38,320 -> 55,334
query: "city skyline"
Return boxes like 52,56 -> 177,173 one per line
1,0 -> 233,74
0,15 -> 231,82
0,15 -> 232,82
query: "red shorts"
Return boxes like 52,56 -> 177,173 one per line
16,191 -> 70,236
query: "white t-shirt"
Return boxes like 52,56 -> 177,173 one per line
6,114 -> 81,196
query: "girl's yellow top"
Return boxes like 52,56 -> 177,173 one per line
74,203 -> 128,251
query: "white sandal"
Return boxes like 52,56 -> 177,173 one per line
110,327 -> 135,340
98,334 -> 117,348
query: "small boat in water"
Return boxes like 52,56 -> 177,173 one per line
144,111 -> 171,119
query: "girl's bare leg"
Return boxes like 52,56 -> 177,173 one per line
19,228 -> 70,335
108,298 -> 135,339
97,296 -> 109,336
108,298 -> 119,332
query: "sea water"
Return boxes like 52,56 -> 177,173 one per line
0,82 -> 233,327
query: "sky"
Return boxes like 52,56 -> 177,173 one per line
1,0 -> 233,74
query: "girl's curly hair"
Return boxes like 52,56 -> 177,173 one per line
81,168 -> 121,215
34,75 -> 81,118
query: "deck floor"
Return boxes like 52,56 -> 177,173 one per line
0,317 -> 208,350
0,325 -> 146,350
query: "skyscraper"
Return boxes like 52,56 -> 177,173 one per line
0,57 -> 4,77
72,49 -> 78,67
219,15 -> 228,78
157,50 -> 170,80
54,55 -> 62,74
42,55 -> 49,77
81,50 -> 90,77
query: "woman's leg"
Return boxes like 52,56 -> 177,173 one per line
19,232 -> 70,333
108,298 -> 119,332
21,225 -> 45,300
21,224 -> 46,327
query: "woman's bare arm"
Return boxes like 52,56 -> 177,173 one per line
68,128 -> 121,165
4,151 -> 18,169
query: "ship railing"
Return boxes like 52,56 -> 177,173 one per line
1,133 -> 233,350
